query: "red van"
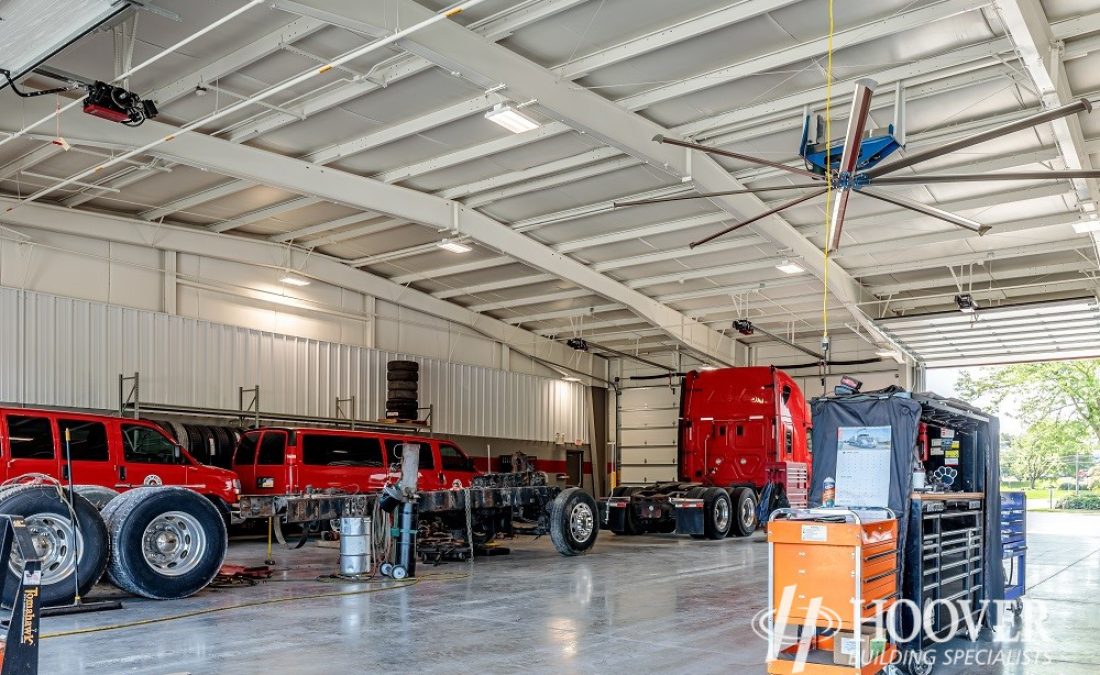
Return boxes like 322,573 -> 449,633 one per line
0,407 -> 240,518
232,427 -> 479,496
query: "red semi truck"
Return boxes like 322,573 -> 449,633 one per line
603,366 -> 811,539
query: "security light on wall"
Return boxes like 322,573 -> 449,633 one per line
437,238 -> 472,253
484,103 -> 539,133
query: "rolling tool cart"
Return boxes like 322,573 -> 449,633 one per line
1000,491 -> 1026,614
766,507 -> 899,674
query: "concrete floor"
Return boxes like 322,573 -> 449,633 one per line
37,512 -> 1100,675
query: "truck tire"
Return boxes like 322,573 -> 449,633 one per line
0,486 -> 109,608
102,487 -> 227,600
387,390 -> 418,402
388,360 -> 419,371
550,487 -> 598,556
608,486 -> 641,535
387,370 -> 418,382
387,380 -> 418,392
686,486 -> 707,539
729,487 -> 758,538
74,485 -> 120,510
702,487 -> 733,540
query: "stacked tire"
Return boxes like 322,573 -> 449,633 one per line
386,360 -> 420,421
0,484 -> 227,607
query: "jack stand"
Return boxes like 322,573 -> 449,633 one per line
0,515 -> 46,675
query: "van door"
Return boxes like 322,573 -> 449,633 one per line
437,442 -> 477,487
57,417 -> 114,487
118,423 -> 190,488
298,432 -> 386,492
3,413 -> 60,479
255,431 -> 290,493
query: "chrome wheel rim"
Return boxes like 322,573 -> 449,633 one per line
740,496 -> 755,530
569,502 -> 595,542
142,511 -> 206,576
714,496 -> 731,531
11,514 -> 81,585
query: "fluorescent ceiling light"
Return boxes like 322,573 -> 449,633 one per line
700,365 -> 719,370
562,376 -> 581,382
775,258 -> 805,274
280,275 -> 310,286
484,103 -> 539,134
437,238 -> 472,253
1073,218 -> 1100,234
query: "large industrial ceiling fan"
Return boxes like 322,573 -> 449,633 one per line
616,79 -> 1098,251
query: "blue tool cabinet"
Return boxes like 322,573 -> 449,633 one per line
1000,491 -> 1026,612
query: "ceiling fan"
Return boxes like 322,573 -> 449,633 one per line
615,78 -> 1097,251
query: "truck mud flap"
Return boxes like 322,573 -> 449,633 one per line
671,497 -> 705,535
602,497 -> 629,532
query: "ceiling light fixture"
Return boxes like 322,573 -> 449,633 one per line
280,275 -> 310,287
437,238 -> 472,253
775,258 -> 805,274
562,376 -> 581,383
484,103 -> 539,134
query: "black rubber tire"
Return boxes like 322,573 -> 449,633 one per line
387,370 -> 419,382
702,487 -> 733,540
74,484 -> 120,510
550,488 -> 599,556
165,421 -> 189,450
387,360 -> 419,371
387,380 -> 418,392
387,389 -> 418,402
103,487 -> 227,600
210,426 -> 231,467
729,487 -> 758,538
183,424 -> 205,461
0,486 -> 109,608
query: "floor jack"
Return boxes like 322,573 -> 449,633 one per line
0,515 -> 46,675
379,447 -> 420,580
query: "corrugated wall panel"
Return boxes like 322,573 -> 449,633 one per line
0,288 -> 585,443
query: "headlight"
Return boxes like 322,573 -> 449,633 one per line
229,479 -> 241,493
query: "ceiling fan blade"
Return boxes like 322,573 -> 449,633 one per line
614,183 -> 825,208
829,189 -> 852,252
859,187 -> 990,234
865,97 -> 1094,179
834,78 -> 876,180
689,188 -> 827,248
653,135 -> 823,180
872,170 -> 1100,185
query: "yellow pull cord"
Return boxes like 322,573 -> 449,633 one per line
821,0 -> 835,351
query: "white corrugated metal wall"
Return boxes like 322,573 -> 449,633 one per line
0,288 -> 587,443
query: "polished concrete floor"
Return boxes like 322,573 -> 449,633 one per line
37,512 -> 1100,674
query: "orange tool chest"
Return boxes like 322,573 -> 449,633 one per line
766,508 -> 899,674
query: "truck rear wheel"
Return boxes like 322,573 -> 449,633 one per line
550,488 -> 598,556
74,485 -> 120,510
729,487 -> 758,537
103,487 -> 227,600
703,487 -> 733,540
608,486 -> 641,535
0,486 -> 109,608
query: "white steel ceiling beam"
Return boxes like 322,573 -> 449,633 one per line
302,0 -> 881,343
308,218 -> 406,247
267,212 -> 379,243
850,239 -> 1092,278
433,273 -> 556,299
207,197 -> 323,234
60,164 -> 166,208
390,258 -> 514,285
992,0 -> 1100,207
0,99 -> 739,363
0,145 -> 63,181
0,198 -> 598,376
868,260 -> 1095,295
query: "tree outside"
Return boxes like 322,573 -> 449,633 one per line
955,359 -> 1100,500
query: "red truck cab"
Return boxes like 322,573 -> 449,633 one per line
0,406 -> 240,517
679,366 -> 811,490
232,427 -> 480,496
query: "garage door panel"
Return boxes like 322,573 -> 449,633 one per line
621,446 -> 677,465
620,427 -> 677,447
621,465 -> 678,483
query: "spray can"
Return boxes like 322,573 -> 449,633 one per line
823,477 -> 835,507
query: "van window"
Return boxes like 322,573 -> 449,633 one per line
302,434 -> 383,467
58,419 -> 109,461
122,425 -> 182,464
384,440 -> 434,469
257,432 -> 287,465
236,432 -> 260,465
7,416 -> 54,459
439,444 -> 474,472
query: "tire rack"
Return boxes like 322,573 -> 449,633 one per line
117,372 -> 433,435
